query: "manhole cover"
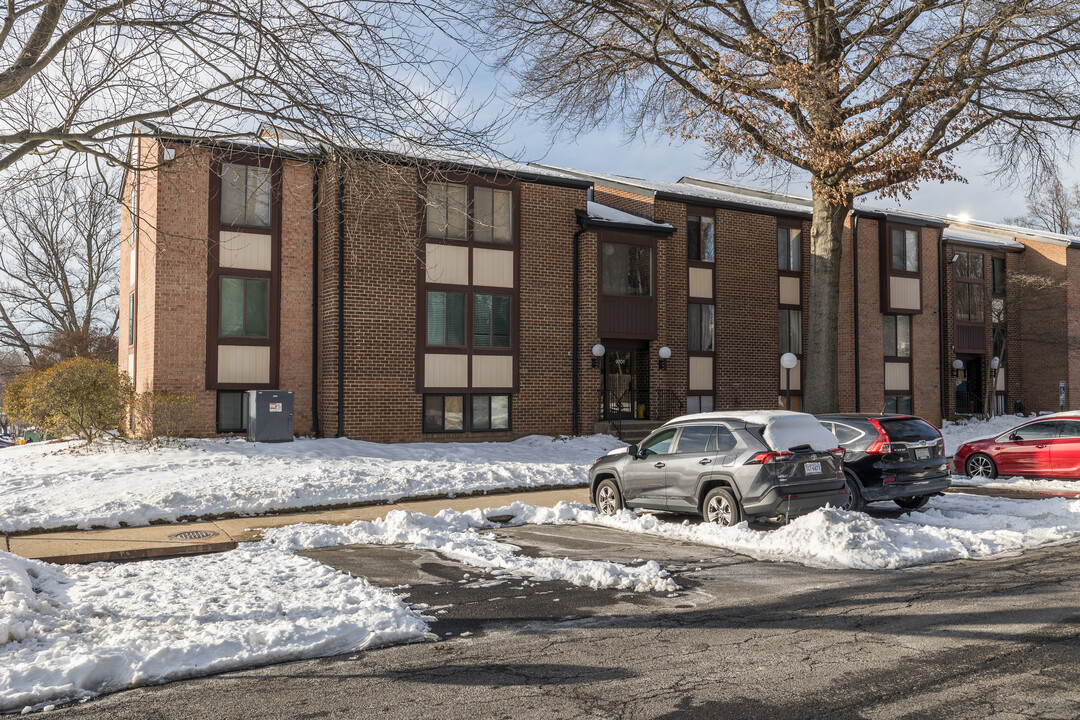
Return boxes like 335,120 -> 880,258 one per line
168,530 -> 219,541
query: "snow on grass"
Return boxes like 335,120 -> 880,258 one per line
267,508 -> 678,593
442,496 -> 1080,571
941,414 -> 1030,455
0,543 -> 430,714
0,434 -> 624,533
951,473 -> 1080,494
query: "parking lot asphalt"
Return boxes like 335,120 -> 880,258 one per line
53,512 -> 1080,720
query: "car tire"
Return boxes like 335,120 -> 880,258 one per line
894,495 -> 930,510
841,472 -> 865,512
965,453 -> 998,479
594,479 -> 624,516
702,487 -> 742,526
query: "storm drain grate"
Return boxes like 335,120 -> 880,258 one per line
168,530 -> 219,541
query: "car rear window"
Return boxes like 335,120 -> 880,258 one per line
879,418 -> 939,442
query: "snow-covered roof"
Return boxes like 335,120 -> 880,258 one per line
945,215 -> 1080,248
531,164 -> 813,218
583,201 -> 674,232
941,226 -> 1025,251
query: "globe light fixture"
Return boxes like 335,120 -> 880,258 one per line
658,345 -> 671,370
780,353 -> 798,410
591,343 -> 606,368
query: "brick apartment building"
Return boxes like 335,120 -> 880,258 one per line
119,127 -> 1080,442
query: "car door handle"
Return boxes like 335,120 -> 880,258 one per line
1037,444 -> 1047,449
654,462 -> 665,469
698,458 -> 712,465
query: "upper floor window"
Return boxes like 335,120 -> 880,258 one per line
688,302 -> 715,352
220,277 -> 269,338
425,181 -> 513,243
778,227 -> 802,272
473,294 -> 511,347
602,242 -> 652,297
891,228 -> 919,273
992,257 -> 1006,296
779,308 -> 803,355
474,187 -> 513,243
426,290 -> 466,346
955,251 -> 983,279
687,215 -> 715,262
956,283 -> 985,323
883,314 -> 911,358
221,163 -> 271,228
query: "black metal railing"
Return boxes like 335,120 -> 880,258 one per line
656,389 -> 685,423
955,390 -> 985,415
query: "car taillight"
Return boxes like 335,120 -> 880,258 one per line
829,447 -> 846,460
866,418 -> 892,455
747,451 -> 794,465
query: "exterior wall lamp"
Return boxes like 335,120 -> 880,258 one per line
780,352 -> 798,410
591,343 -> 606,369
951,358 -> 964,377
658,346 -> 671,370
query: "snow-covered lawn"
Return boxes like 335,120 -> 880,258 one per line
0,434 -> 623,533
940,413 -> 1028,455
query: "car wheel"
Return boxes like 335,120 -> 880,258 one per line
594,479 -> 624,516
841,472 -> 865,512
894,495 -> 930,510
702,487 -> 742,526
965,453 -> 998,479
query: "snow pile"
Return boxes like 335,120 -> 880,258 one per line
952,474 -> 1080,494
0,434 -> 624,532
0,545 -> 429,713
940,414 -> 1029,455
471,497 -> 1080,570
268,509 -> 678,593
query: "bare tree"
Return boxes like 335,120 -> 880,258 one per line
483,0 -> 1080,411
0,0 -> 494,178
0,169 -> 118,367
1004,173 -> 1080,235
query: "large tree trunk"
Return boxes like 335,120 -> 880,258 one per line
803,192 -> 851,413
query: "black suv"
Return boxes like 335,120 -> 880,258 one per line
816,414 -> 951,511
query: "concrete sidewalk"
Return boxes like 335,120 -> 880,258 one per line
1,487 -> 591,564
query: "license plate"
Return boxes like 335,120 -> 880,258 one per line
804,462 -> 821,475
915,447 -> 930,460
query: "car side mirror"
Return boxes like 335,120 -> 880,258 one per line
627,444 -> 639,459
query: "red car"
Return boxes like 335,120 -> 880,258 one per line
955,415 -> 1080,479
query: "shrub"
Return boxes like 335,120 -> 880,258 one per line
134,391 -> 196,443
3,358 -> 132,445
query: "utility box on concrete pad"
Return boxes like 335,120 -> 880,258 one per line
246,390 -> 294,443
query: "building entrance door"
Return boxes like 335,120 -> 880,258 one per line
955,356 -> 984,415
602,342 -> 650,420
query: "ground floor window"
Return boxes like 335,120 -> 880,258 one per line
424,394 -> 511,432
778,394 -> 803,412
217,391 -> 249,433
686,395 -> 714,414
884,395 -> 912,414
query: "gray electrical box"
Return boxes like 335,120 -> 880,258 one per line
246,390 -> 295,443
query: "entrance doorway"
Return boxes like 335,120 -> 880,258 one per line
955,355 -> 984,415
601,342 -> 650,420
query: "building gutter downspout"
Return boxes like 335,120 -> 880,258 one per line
336,162 -> 345,438
572,215 -> 588,437
311,159 -> 321,437
938,226 -> 948,424
852,211 -> 861,412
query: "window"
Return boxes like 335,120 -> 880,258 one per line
992,257 -> 1006,296
955,251 -> 983,279
676,425 -> 715,453
686,395 -> 714,414
602,243 -> 652,297
883,315 -> 911,358
831,423 -> 865,445
128,177 -> 138,246
891,228 -> 919,272
1058,420 -> 1080,439
424,395 -> 464,432
778,227 -> 802,272
639,428 -> 676,456
883,396 -> 912,414
473,294 -> 511,348
220,163 -> 271,228
687,215 -> 715,262
128,292 -> 135,346
472,394 -> 510,431
955,283 -> 985,323
474,187 -> 513,244
1012,421 -> 1062,441
427,291 -> 466,346
688,303 -> 715,352
217,391 -> 249,433
220,277 -> 269,338
779,309 -> 803,355
991,297 -> 1005,325
426,182 -> 468,240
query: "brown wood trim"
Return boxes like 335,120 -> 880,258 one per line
206,154 -> 282,391
219,223 -> 273,235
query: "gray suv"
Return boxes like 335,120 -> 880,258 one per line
589,411 -> 848,526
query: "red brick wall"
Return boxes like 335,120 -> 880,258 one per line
912,227 -> 942,427
1018,239 -> 1069,412
591,186 -> 655,219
